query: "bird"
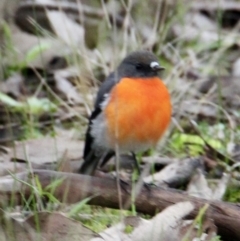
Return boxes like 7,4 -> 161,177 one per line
79,50 -> 172,175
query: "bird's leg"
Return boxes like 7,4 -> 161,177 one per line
130,152 -> 153,192
131,152 -> 141,177
99,151 -> 115,169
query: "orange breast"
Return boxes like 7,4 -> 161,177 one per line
104,77 -> 171,149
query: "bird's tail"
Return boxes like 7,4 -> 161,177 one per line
79,151 -> 115,175
78,151 -> 99,175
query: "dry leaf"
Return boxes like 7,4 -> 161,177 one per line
212,173 -> 230,200
9,135 -> 83,164
144,157 -> 204,188
0,212 -> 97,241
46,10 -> 85,48
187,169 -> 213,199
130,202 -> 194,241
25,212 -> 98,241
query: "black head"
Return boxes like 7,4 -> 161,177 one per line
117,51 -> 164,78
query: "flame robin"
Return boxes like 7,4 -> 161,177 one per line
79,51 -> 172,175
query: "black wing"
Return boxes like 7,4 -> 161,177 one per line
94,72 -> 117,109
79,72 -> 117,174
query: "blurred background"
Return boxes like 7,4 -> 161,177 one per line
0,0 -> 240,239
0,0 -> 239,145
1,0 -> 240,183
0,0 -> 240,179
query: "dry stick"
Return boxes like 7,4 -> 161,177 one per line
0,170 -> 240,240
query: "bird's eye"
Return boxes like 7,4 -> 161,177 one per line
136,63 -> 143,70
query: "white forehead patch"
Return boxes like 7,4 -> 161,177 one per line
150,61 -> 159,69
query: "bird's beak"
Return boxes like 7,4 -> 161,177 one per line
150,61 -> 165,72
154,65 -> 165,72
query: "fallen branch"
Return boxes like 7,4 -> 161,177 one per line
0,170 -> 239,240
